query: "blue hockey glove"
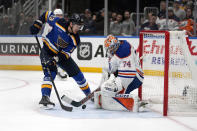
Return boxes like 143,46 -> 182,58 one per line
30,21 -> 42,35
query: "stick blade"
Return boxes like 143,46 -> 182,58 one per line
61,104 -> 73,112
61,95 -> 81,107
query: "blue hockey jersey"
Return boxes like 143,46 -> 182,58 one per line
39,11 -> 80,58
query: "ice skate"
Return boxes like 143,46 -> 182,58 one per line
39,95 -> 55,110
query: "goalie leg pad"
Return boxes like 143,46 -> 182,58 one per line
94,90 -> 139,112
94,91 -> 102,109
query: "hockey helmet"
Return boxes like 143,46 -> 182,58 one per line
104,35 -> 120,55
54,9 -> 63,16
70,13 -> 84,25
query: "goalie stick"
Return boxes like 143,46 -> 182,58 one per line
35,36 -> 73,112
61,87 -> 101,107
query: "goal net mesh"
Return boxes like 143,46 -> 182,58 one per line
140,31 -> 197,115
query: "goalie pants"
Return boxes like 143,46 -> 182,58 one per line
40,48 -> 91,96
125,76 -> 142,94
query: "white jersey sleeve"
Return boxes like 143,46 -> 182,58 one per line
108,57 -> 119,74
41,11 -> 54,38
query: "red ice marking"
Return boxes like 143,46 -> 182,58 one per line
0,77 -> 29,92
149,108 -> 196,131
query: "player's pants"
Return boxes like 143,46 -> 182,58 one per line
40,48 -> 90,97
125,76 -> 142,94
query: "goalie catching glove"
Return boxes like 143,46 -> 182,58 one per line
94,78 -> 140,112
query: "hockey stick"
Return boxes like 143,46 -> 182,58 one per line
35,36 -> 73,112
61,87 -> 101,107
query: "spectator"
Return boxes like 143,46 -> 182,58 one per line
157,7 -> 179,30
0,15 -> 13,35
8,23 -> 16,35
173,0 -> 186,21
158,1 -> 166,19
109,13 -> 122,36
168,7 -> 180,22
18,15 -> 34,35
180,0 -> 189,10
121,10 -> 135,36
94,8 -> 104,35
143,12 -> 154,24
140,14 -> 158,31
179,8 -> 194,36
16,12 -> 25,35
109,11 -> 117,23
82,9 -> 96,35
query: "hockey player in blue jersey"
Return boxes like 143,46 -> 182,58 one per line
30,12 -> 91,109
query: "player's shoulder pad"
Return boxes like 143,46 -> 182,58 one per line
56,18 -> 70,31
115,40 -> 131,58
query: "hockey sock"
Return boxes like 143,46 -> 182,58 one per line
41,84 -> 52,96
41,71 -> 57,97
72,72 -> 91,96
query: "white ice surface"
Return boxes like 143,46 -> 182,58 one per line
0,70 -> 196,131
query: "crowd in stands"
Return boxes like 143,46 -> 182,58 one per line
0,12 -> 34,35
0,0 -> 196,36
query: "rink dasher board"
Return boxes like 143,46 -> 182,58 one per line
0,36 -> 196,76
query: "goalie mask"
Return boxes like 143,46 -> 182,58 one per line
104,35 -> 120,56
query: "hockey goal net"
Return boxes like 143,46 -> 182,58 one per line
138,30 -> 197,116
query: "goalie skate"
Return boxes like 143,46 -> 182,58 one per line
39,95 -> 55,110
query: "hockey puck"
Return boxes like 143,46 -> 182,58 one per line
82,105 -> 86,109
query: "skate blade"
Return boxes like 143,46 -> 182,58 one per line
39,104 -> 55,110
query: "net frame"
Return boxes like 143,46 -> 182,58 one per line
138,30 -> 174,116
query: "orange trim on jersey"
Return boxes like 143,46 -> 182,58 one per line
60,51 -> 69,59
42,84 -> 52,89
45,11 -> 49,22
34,24 -> 41,29
136,68 -> 144,76
43,39 -> 58,54
113,97 -> 134,111
71,35 -> 77,46
55,22 -> 66,32
118,72 -> 136,76
80,84 -> 89,90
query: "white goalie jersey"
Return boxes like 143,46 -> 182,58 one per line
108,40 -> 144,91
